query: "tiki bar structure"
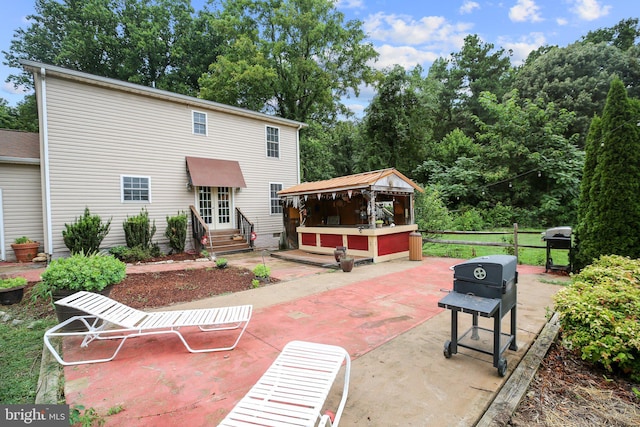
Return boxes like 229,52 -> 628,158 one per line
278,168 -> 424,262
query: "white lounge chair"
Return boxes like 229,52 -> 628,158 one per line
219,340 -> 351,427
44,291 -> 252,366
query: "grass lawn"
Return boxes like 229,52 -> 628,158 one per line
422,229 -> 571,267
0,292 -> 57,404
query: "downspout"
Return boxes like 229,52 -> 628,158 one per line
296,124 -> 302,184
39,67 -> 54,261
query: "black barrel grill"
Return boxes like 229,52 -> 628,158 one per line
542,226 -> 572,273
437,255 -> 518,376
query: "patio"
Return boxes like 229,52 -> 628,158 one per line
49,255 -> 561,426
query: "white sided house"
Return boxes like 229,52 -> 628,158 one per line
1,60 -> 305,262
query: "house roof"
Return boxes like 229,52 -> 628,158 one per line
278,168 -> 423,197
0,129 -> 40,164
20,60 -> 307,130
186,157 -> 247,188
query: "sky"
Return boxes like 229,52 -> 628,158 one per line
0,0 -> 636,115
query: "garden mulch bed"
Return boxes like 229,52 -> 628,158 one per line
508,341 -> 640,426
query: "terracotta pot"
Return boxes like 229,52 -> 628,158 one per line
334,246 -> 347,262
340,257 -> 354,272
10,242 -> 40,263
0,286 -> 25,305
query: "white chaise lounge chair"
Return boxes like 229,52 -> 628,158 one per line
44,291 -> 252,366
219,340 -> 351,427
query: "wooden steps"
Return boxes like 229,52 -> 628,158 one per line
205,229 -> 252,255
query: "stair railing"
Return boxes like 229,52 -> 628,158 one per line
236,208 -> 255,248
190,206 -> 210,253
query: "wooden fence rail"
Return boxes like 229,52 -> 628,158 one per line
419,223 -> 550,262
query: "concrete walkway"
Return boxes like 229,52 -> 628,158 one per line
5,252 -> 567,426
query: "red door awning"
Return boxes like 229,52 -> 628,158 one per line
186,156 -> 247,188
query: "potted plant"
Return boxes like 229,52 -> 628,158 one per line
10,236 -> 40,263
339,255 -> 355,272
375,220 -> 384,228
34,252 -> 126,330
0,276 -> 27,305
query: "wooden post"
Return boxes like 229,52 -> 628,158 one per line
513,223 -> 519,263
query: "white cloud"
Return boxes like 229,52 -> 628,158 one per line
459,1 -> 480,15
509,0 -> 543,23
569,0 -> 611,21
373,44 -> 442,70
335,0 -> 364,9
556,17 -> 568,26
363,12 -> 473,46
498,32 -> 547,65
2,81 -> 29,96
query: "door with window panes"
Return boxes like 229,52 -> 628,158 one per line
198,186 -> 232,229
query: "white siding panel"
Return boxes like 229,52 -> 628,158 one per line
0,163 -> 44,261
43,77 -> 298,256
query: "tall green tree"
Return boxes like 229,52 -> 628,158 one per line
427,35 -> 513,140
572,115 -> 602,269
580,17 -> 640,51
3,0 -> 205,95
416,90 -> 583,226
574,78 -> 640,269
359,65 -> 435,175
0,98 -> 18,129
198,0 -> 378,124
0,96 -> 38,131
513,35 -> 640,147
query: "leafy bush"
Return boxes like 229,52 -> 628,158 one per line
414,186 -> 452,232
216,258 -> 228,268
554,255 -> 640,381
35,253 -> 126,302
123,208 -> 156,250
253,264 -> 271,279
483,203 -> 516,229
62,207 -> 111,254
108,245 -> 160,263
165,211 -> 188,253
451,207 -> 485,231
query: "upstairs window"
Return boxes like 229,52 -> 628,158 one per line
193,111 -> 207,135
270,183 -> 283,214
122,175 -> 151,202
266,126 -> 280,158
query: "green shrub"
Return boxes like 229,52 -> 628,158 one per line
165,211 -> 188,253
253,264 -> 271,279
62,207 -> 111,255
216,258 -> 228,268
123,208 -> 156,250
414,186 -> 452,232
451,207 -> 485,231
554,255 -> 640,381
108,245 -> 160,263
0,277 -> 27,289
38,253 -> 126,295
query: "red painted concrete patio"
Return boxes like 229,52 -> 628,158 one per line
54,256 -> 548,426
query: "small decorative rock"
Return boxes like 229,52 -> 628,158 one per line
33,253 -> 48,263
2,312 -> 13,323
11,319 -> 24,326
